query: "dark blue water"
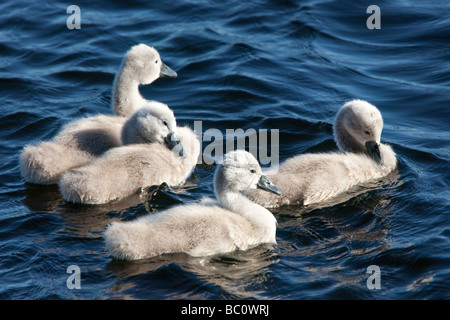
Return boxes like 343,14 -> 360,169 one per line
1,0 -> 449,300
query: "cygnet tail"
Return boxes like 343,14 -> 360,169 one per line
20,142 -> 93,185
104,222 -> 137,260
104,220 -> 163,260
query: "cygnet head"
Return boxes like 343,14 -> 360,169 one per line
122,44 -> 177,85
121,102 -> 185,157
214,150 -> 282,199
334,99 -> 384,163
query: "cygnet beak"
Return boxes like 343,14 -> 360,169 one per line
160,62 -> 177,78
365,140 -> 381,164
257,175 -> 282,195
164,132 -> 186,157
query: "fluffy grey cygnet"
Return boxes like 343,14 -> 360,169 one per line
112,43 -> 177,117
20,44 -> 177,185
104,150 -> 281,261
58,102 -> 199,205
246,99 -> 397,208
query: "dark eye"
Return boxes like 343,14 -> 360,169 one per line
364,130 -> 370,135
162,120 -> 168,127
155,60 -> 159,64
250,169 -> 256,174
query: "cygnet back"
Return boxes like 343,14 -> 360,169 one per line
245,100 -> 397,208
104,150 -> 281,260
58,104 -> 199,204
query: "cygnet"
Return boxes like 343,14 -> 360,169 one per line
58,102 -> 199,205
104,150 -> 281,260
246,99 -> 397,208
20,44 -> 177,185
113,43 -> 177,117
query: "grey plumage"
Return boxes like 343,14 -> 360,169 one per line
19,115 -> 125,185
104,150 -> 279,260
112,44 -> 177,117
20,44 -> 176,185
245,99 -> 397,208
58,103 -> 200,204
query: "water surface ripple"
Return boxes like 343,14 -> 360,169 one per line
0,0 -> 449,300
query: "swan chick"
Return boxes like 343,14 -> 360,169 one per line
246,99 -> 397,208
20,44 -> 177,185
333,99 -> 383,162
104,150 -> 281,260
113,43 -> 177,117
120,102 -> 185,157
58,102 -> 199,204
19,115 -> 125,185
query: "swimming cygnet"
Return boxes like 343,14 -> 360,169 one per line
20,44 -> 177,185
104,150 -> 282,260
113,43 -> 177,117
58,102 -> 200,205
246,99 -> 397,208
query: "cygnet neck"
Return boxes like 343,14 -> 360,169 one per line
112,67 -> 147,118
214,166 -> 275,231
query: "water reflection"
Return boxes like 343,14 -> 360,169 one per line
101,172 -> 401,299
21,179 -> 199,236
105,243 -> 279,299
270,171 -> 402,298
20,159 -> 403,299
272,168 -> 401,218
